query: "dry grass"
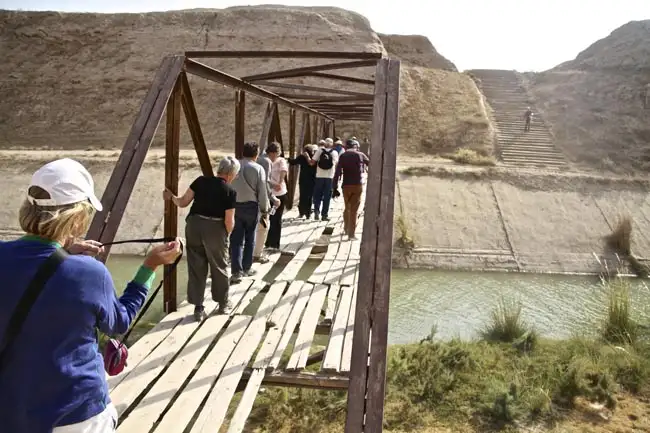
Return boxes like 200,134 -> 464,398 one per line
444,148 -> 496,166
604,216 -> 633,256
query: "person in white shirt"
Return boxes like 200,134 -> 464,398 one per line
306,137 -> 338,221
265,142 -> 288,250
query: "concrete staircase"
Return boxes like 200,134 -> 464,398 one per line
469,69 -> 567,169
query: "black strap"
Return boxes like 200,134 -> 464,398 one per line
0,248 -> 68,371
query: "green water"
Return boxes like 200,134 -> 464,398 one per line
106,256 -> 650,345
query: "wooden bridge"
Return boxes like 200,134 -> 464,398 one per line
86,50 -> 400,432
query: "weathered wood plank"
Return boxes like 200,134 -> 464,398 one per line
233,280 -> 266,315
276,221 -> 327,282
286,284 -> 328,371
180,72 -> 213,177
189,281 -> 286,432
340,284 -> 358,373
323,284 -> 341,324
364,58 -> 401,433
268,282 -> 313,370
116,314 -> 229,433
322,285 -> 354,372
227,368 -> 265,433
151,315 -> 251,433
110,298 -> 218,417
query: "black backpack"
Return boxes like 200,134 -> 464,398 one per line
317,148 -> 334,170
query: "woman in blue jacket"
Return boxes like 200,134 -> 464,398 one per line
0,158 -> 181,433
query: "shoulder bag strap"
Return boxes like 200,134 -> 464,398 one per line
0,248 -> 68,371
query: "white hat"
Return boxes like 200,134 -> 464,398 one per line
325,137 -> 334,145
335,139 -> 343,145
318,139 -> 327,145
28,158 -> 103,211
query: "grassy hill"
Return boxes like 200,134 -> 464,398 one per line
0,7 -> 493,159
523,20 -> 650,172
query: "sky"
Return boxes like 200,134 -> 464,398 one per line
1,0 -> 649,71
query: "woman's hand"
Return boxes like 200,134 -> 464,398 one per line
162,188 -> 174,201
67,239 -> 104,256
143,238 -> 183,270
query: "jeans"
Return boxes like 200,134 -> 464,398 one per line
313,177 -> 333,218
230,201 -> 259,275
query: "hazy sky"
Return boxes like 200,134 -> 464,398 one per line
2,0 -> 649,71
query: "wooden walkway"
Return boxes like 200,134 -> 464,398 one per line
109,195 -> 364,433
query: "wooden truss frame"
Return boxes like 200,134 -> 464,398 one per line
84,50 -> 400,433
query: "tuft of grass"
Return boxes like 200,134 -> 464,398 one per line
444,148 -> 496,166
481,297 -> 532,344
604,216 -> 633,256
395,214 -> 415,250
601,278 -> 638,345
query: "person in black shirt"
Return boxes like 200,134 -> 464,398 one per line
163,156 -> 240,321
289,144 -> 317,218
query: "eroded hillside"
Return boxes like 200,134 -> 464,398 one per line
0,7 -> 493,158
524,20 -> 650,172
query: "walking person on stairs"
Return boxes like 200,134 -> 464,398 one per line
230,142 -> 270,284
307,137 -> 339,221
523,106 -> 533,132
164,156 -> 240,320
333,139 -> 369,239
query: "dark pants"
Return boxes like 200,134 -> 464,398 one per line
524,118 -> 531,132
313,177 -> 333,218
266,194 -> 287,249
185,214 -> 230,307
230,201 -> 259,275
298,180 -> 315,217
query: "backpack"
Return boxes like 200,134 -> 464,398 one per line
317,148 -> 334,170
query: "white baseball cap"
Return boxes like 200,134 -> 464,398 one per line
325,138 -> 334,145
27,158 -> 103,211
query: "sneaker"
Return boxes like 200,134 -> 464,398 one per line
230,273 -> 243,284
314,212 -> 320,220
349,235 -> 358,240
254,255 -> 270,264
321,216 -> 330,222
244,269 -> 257,277
218,301 -> 233,315
265,247 -> 281,254
193,306 -> 208,322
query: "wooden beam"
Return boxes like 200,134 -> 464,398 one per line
185,50 -> 383,60
241,59 -> 379,82
286,109 -> 297,209
277,93 -> 375,102
253,81 -> 372,97
363,59 -> 401,433
185,59 -> 331,120
238,369 -> 348,391
345,58 -> 390,433
87,55 -> 184,260
259,102 -> 275,155
180,72 -> 213,177
163,78 -> 182,313
306,72 -> 375,85
235,90 -> 246,159
270,102 -> 283,148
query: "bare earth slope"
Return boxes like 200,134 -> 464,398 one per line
0,7 -> 492,157
524,20 -> 650,172
378,34 -> 457,71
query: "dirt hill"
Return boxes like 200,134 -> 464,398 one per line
378,34 -> 457,71
0,7 -> 492,158
523,20 -> 650,172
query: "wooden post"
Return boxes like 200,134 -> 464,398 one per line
235,90 -> 246,159
312,116 -> 319,143
259,102 -> 275,155
163,78 -> 182,314
344,58 -> 400,433
180,72 -> 213,177
286,109 -> 297,209
270,102 -> 283,150
86,55 -> 184,261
